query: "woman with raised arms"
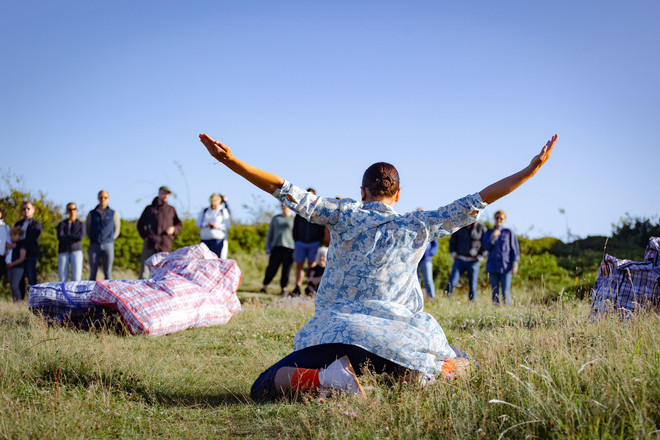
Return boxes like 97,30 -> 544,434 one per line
199,133 -> 557,398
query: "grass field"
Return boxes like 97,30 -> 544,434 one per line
1,287 -> 659,439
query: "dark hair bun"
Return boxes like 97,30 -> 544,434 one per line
362,162 -> 399,198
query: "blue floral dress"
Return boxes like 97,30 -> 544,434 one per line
273,181 -> 487,374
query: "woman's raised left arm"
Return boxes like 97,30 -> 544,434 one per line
479,134 -> 557,204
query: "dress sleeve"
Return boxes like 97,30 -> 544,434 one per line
272,181 -> 342,226
425,193 -> 488,241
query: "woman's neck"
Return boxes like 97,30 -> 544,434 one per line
363,195 -> 397,207
361,187 -> 400,207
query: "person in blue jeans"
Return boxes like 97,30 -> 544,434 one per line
417,240 -> 438,300
87,190 -> 121,280
445,222 -> 487,301
482,210 -> 520,305
56,203 -> 84,281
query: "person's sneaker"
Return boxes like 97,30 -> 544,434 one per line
280,289 -> 287,296
259,287 -> 267,294
290,285 -> 302,296
318,356 -> 365,396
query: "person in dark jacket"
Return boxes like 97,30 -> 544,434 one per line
137,186 -> 182,279
57,202 -> 84,281
6,227 -> 27,302
291,188 -> 326,296
445,222 -> 487,301
86,190 -> 121,280
14,201 -> 42,298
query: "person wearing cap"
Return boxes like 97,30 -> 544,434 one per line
86,190 -> 121,280
196,193 -> 231,258
137,186 -> 182,279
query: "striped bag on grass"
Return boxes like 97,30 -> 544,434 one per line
28,281 -> 119,329
590,237 -> 660,319
90,244 -> 242,335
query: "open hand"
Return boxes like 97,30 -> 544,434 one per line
530,134 -> 557,170
199,134 -> 234,163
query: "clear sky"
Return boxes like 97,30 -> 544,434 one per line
1,1 -> 658,240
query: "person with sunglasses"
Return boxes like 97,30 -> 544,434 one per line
56,202 -> 85,281
13,201 -> 42,299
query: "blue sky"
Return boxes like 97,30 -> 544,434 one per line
1,1 -> 658,240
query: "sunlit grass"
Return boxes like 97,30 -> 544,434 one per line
1,284 -> 659,439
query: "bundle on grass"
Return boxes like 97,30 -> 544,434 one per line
28,281 -> 121,330
590,236 -> 660,320
144,243 -> 242,315
29,244 -> 242,336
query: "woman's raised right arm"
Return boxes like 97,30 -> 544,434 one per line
199,134 -> 285,194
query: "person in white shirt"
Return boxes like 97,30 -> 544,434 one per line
196,193 -> 231,258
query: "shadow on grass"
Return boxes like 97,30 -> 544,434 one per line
35,360 -> 253,407
152,390 -> 252,407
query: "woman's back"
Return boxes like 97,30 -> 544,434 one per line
273,181 -> 487,373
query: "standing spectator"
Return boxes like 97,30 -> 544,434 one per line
56,202 -> 84,281
260,204 -> 295,295
87,190 -> 121,280
291,188 -> 325,296
6,227 -> 27,302
137,186 -> 182,279
0,208 -> 9,284
418,240 -> 438,300
14,201 -> 42,298
482,210 -> 520,305
196,193 -> 231,258
445,222 -> 487,301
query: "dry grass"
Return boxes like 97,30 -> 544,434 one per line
1,287 -> 659,439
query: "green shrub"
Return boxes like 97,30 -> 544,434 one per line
227,223 -> 268,255
113,220 -> 144,272
518,236 -> 564,255
172,219 -> 202,251
517,252 -> 573,302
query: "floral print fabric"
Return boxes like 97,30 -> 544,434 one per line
273,181 -> 487,374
